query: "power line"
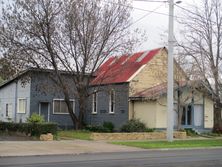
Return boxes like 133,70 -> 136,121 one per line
175,4 -> 218,24
133,0 -> 168,2
104,0 -> 182,19
129,3 -> 165,27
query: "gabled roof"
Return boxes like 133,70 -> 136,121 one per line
130,81 -> 187,100
130,80 -> 213,101
0,68 -> 91,89
91,47 -> 164,85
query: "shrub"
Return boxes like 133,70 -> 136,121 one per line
27,113 -> 44,123
184,128 -> 199,136
103,122 -> 114,132
0,122 -> 57,137
121,119 -> 147,132
85,122 -> 114,133
213,127 -> 222,134
85,125 -> 108,132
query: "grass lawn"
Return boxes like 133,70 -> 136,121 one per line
58,130 -> 92,140
112,139 -> 222,149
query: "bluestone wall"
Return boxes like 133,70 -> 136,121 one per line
86,83 -> 129,129
30,71 -> 78,128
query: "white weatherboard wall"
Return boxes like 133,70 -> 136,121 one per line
0,82 -> 16,122
0,79 -> 31,123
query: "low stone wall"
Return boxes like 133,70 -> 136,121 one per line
91,131 -> 186,140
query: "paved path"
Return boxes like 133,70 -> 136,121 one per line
0,140 -> 143,157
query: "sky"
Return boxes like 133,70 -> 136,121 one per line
131,0 -> 201,51
0,0 -> 201,52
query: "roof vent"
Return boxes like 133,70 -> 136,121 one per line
136,50 -> 149,62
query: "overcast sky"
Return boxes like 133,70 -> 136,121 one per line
0,0 -> 201,52
132,0 -> 200,51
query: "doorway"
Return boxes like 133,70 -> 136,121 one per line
182,105 -> 192,126
39,102 -> 50,122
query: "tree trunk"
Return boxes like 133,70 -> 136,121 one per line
77,94 -> 87,130
63,89 -> 79,130
213,99 -> 222,131
177,106 -> 183,130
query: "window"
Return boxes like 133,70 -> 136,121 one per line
6,104 -> 8,117
53,99 -> 75,114
109,90 -> 115,114
6,103 -> 12,117
17,98 -> 27,113
92,92 -> 97,114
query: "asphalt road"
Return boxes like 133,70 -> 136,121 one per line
1,148 -> 222,167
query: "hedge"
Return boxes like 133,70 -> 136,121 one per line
0,122 -> 58,137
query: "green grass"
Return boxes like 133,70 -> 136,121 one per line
58,130 -> 92,140
112,139 -> 222,149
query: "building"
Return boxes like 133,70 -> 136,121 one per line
89,47 -> 214,131
0,69 -> 77,128
0,47 -> 214,131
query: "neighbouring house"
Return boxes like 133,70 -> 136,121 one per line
89,47 -> 214,132
0,68 -> 79,128
0,47 -> 214,132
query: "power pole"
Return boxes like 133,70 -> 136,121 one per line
133,0 -> 178,141
167,0 -> 174,142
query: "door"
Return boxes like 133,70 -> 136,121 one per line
39,102 -> 50,122
182,105 -> 192,126
194,104 -> 204,127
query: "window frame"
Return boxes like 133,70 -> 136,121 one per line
17,98 -> 27,114
92,92 -> 98,114
109,89 -> 115,114
53,99 -> 75,115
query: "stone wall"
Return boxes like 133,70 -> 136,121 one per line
91,131 -> 186,140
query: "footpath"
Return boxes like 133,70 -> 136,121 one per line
0,140 -> 143,157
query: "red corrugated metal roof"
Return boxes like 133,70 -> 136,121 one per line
91,47 -> 163,85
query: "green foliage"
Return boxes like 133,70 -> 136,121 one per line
121,119 -> 147,132
102,122 -> 114,132
85,122 -> 115,132
0,76 -> 4,85
0,122 -> 57,137
184,128 -> 198,137
27,113 -> 44,123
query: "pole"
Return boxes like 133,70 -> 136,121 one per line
167,0 -> 174,142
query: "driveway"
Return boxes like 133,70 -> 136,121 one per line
0,140 -> 143,157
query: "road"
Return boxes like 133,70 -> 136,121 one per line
1,148 -> 222,167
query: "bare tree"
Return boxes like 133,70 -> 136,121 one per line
0,0 -> 141,129
177,0 -> 222,131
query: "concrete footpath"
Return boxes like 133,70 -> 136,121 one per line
0,140 -> 143,157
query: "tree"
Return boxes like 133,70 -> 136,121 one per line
0,57 -> 16,81
0,0 -> 141,129
177,0 -> 222,130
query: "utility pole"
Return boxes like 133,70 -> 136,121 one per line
167,0 -> 174,142
134,0 -> 180,141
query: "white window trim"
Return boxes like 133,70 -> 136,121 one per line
109,90 -> 115,114
17,98 -> 27,114
53,98 -> 75,115
92,92 -> 98,114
